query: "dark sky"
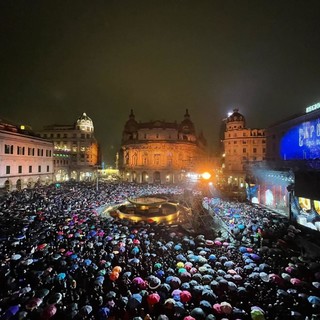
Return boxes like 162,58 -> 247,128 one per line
1,1 -> 320,165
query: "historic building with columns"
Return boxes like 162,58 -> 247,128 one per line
119,109 -> 208,184
39,113 -> 99,182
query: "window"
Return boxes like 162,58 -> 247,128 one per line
50,133 -> 54,138
63,133 -> 67,138
57,133 -> 61,138
38,165 -> 41,173
28,148 -> 35,156
6,166 -> 10,174
263,148 -> 266,153
243,148 -> 247,153
242,141 -> 246,144
5,144 -> 13,154
81,134 -> 85,139
18,165 -> 22,174
17,146 -> 25,155
234,141 -> 237,144
253,148 -> 257,153
43,133 -> 47,138
156,134 -> 159,139
144,133 -> 147,139
29,166 -> 32,173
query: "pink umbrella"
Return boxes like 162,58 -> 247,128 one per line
269,273 -> 283,285
41,304 -> 57,319
214,240 -> 222,246
290,278 -> 302,286
213,303 -> 222,314
25,298 -> 43,311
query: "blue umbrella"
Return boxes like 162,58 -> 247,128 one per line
131,247 -> 139,255
99,307 -> 110,319
208,254 -> 217,262
14,234 -> 25,240
70,254 -> 78,260
174,301 -> 185,314
238,224 -> 245,230
174,244 -> 182,251
129,258 -> 140,265
308,295 -> 320,306
56,273 -> 66,280
239,247 -> 248,253
224,261 -> 235,268
84,259 -> 92,266
127,293 -> 142,309
176,254 -> 187,262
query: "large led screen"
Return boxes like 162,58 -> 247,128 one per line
280,118 -> 320,160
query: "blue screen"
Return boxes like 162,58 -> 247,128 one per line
280,118 -> 320,160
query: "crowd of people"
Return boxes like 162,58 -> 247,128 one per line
0,181 -> 320,320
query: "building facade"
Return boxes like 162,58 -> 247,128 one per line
119,109 -> 208,184
39,113 -> 99,182
0,119 -> 54,191
222,109 -> 266,188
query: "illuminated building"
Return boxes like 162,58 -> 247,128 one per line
119,109 -> 208,183
39,113 -> 99,181
222,108 -> 266,188
0,118 -> 54,191
247,102 -> 320,232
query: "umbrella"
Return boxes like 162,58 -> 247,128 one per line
250,306 -> 265,320
25,297 -> 43,310
41,305 -> 57,319
35,288 -> 50,298
2,305 -> 20,318
47,293 -> 62,304
147,293 -> 160,305
11,254 -> 22,260
174,301 -> 185,315
170,276 -> 181,289
190,307 -> 206,320
201,289 -> 217,303
199,300 -> 212,313
56,272 -> 66,280
220,301 -> 232,314
128,293 -> 143,309
131,247 -> 140,255
180,290 -> 192,303
80,305 -> 93,315
83,258 -> 92,266
106,291 -> 116,299
308,295 -> 320,306
99,307 -> 110,319
129,258 -> 140,265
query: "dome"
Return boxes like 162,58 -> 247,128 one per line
226,109 -> 245,123
76,112 -> 94,132
179,109 -> 195,134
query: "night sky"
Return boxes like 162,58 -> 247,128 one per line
1,1 -> 320,165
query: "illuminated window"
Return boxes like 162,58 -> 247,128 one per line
299,197 -> 311,211
314,200 -> 320,214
